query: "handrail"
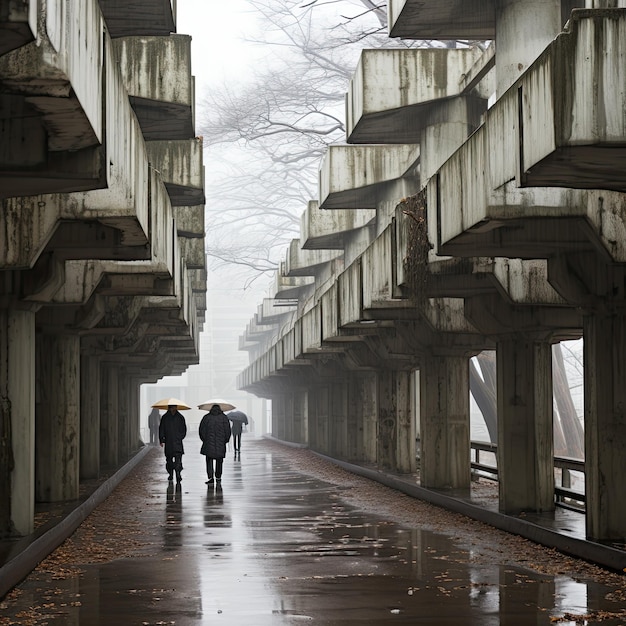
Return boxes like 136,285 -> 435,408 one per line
467,440 -> 586,511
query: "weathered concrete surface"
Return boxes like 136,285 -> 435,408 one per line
319,144 -> 420,209
2,440 -> 626,623
97,0 -> 176,38
347,48 -> 485,143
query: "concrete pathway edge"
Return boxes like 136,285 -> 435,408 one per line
0,445 -> 151,599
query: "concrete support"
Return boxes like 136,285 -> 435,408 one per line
419,356 -> 471,490
328,381 -> 347,459
347,373 -> 377,463
496,337 -> 554,514
377,369 -> 415,473
0,309 -> 36,536
35,334 -> 80,502
309,386 -> 330,455
495,0 -> 561,96
100,364 -> 119,467
117,371 -> 130,461
129,379 -> 140,449
80,355 -> 100,480
584,312 -> 626,541
292,390 -> 308,446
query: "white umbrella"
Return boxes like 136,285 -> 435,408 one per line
198,399 -> 236,411
151,397 -> 192,410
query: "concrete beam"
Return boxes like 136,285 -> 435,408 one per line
300,200 -> 375,250
145,139 -> 205,206
284,239 -> 342,276
114,35 -> 195,140
388,0 -> 496,40
347,48 -> 486,144
98,0 -> 176,38
273,267 -> 315,301
319,144 -> 420,209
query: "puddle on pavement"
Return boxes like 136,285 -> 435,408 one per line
1,448 -> 625,625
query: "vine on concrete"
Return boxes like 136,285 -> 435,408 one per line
400,189 -> 431,309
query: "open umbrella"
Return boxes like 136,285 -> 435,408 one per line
227,410 -> 248,423
198,399 -> 236,411
151,397 -> 192,410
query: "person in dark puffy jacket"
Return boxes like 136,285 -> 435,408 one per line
159,405 -> 187,483
199,404 -> 232,484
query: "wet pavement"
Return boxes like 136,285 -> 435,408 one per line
1,439 -> 626,625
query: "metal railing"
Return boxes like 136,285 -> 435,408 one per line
468,440 -> 586,511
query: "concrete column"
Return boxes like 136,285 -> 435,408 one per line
100,364 -> 119,467
419,355 -> 471,490
117,370 -> 130,461
309,385 -> 330,455
35,334 -> 80,502
495,0 -> 561,96
584,312 -> 626,541
80,354 -> 100,479
0,309 -> 36,535
283,393 -> 295,443
129,379 -> 140,450
377,369 -> 415,473
497,337 -> 554,514
330,381 -> 348,459
293,390 -> 308,445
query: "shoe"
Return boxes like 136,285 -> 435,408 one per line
216,478 -> 221,483
205,478 -> 214,484
176,475 -> 182,483
168,474 -> 173,481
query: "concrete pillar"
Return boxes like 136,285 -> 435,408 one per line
293,390 -> 308,445
330,381 -> 348,459
128,379 -> 140,450
584,312 -> 626,541
496,337 -> 554,514
377,369 -> 415,473
495,0 -> 561,96
100,364 -> 119,467
419,355 -> 472,490
0,308 -> 36,535
309,385 -> 330,455
80,354 -> 100,479
35,334 -> 80,502
346,372 -> 379,463
117,370 -> 130,461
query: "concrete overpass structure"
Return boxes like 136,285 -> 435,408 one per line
238,1 -> 626,543
0,0 -> 206,538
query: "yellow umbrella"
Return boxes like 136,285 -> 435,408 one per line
198,399 -> 236,411
151,397 -> 192,410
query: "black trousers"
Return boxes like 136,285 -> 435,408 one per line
165,454 -> 183,477
205,457 -> 224,479
233,433 -> 242,450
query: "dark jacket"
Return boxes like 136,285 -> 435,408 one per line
148,408 -> 161,432
159,411 -> 187,456
199,409 -> 231,458
228,410 -> 249,436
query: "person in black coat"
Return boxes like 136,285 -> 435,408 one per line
159,405 -> 187,483
199,404 -> 231,484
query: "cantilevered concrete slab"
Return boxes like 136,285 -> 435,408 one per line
0,0 -> 105,197
146,140 -> 205,206
300,201 -> 376,250
97,0 -> 176,38
388,0 -> 496,40
346,48 -> 486,144
273,267 -> 315,301
319,144 -> 420,209
113,35 -> 194,140
0,0 -> 36,54
284,239 -> 342,276
257,299 -> 297,327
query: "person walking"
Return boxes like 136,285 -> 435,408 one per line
227,410 -> 249,455
148,407 -> 161,445
159,404 -> 187,483
199,404 -> 231,485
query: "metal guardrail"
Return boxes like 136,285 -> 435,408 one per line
468,440 -> 586,512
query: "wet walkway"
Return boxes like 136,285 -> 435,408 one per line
1,439 -> 626,625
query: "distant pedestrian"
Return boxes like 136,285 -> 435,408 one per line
199,404 -> 231,485
159,405 -> 187,483
148,407 -> 161,445
227,410 -> 249,455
